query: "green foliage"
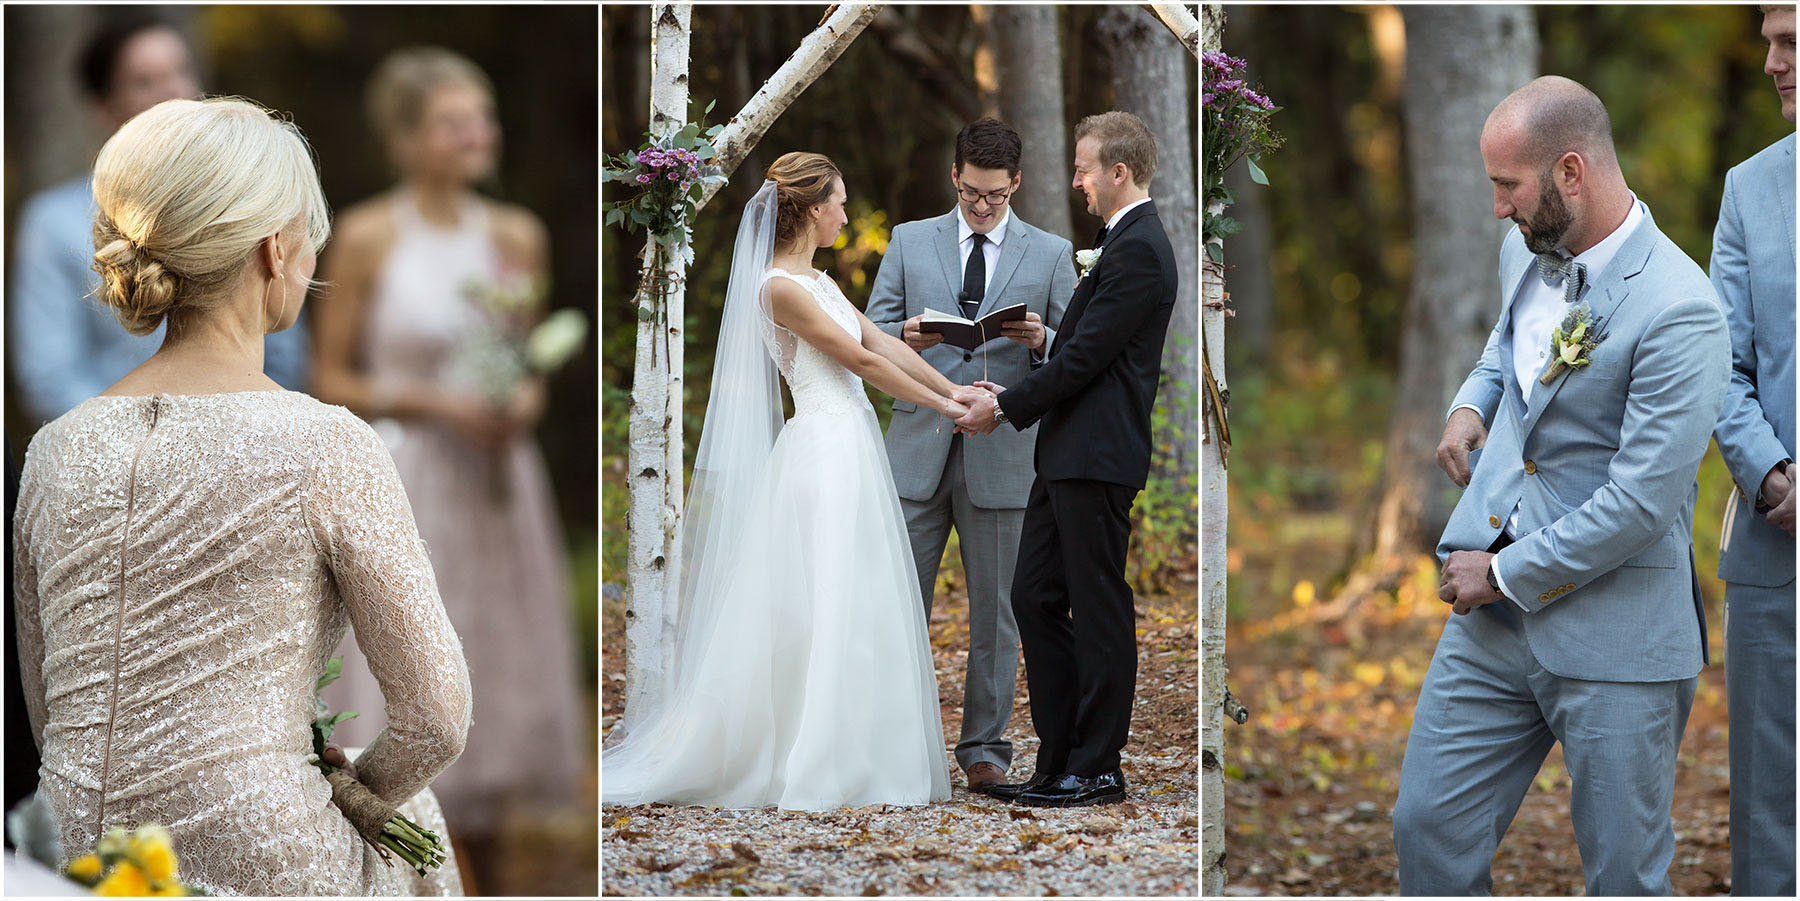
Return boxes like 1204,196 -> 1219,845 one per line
1130,372 -> 1200,594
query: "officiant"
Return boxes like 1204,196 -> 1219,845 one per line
868,117 -> 1074,793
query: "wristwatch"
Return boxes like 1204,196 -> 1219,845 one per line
1486,561 -> 1502,594
994,404 -> 1009,425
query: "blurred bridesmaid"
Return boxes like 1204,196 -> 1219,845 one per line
311,47 -> 586,880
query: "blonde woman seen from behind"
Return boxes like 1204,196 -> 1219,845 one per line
12,96 -> 471,895
310,48 -> 586,886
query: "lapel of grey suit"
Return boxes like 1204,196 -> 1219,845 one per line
980,220 -> 1031,315
935,213 -> 965,307
1517,205 -> 1659,440
1497,258 -> 1531,426
1780,137 -> 1795,269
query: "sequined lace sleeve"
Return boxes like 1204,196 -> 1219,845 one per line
12,447 -> 48,752
303,414 -> 472,806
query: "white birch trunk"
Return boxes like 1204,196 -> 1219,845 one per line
1143,2 -> 1201,58
621,2 -> 692,741
695,4 -> 884,214
1199,11 -> 1227,895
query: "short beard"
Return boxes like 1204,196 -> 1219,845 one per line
1520,172 -> 1574,255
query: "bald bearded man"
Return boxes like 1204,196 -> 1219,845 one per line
1393,76 -> 1730,895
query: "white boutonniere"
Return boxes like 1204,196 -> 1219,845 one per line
1075,248 -> 1103,281
1538,301 -> 1609,385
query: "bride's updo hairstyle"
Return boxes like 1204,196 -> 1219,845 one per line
766,152 -> 841,246
92,97 -> 330,335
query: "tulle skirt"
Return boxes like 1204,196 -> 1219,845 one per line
602,406 -> 951,810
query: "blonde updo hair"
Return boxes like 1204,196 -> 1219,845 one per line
366,47 -> 494,148
765,152 -> 841,246
92,97 -> 330,335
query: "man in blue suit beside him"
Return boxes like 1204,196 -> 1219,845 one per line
1393,76 -> 1731,895
1710,5 -> 1797,894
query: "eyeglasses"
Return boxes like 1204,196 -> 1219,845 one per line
956,183 -> 1015,206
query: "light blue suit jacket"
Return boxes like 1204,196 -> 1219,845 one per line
1437,204 -> 1731,683
1710,132 -> 1797,588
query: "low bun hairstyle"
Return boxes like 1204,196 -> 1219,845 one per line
765,152 -> 841,246
91,97 -> 331,335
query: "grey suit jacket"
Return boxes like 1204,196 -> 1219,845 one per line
868,211 -> 1074,508
1711,132 -> 1797,587
1437,204 -> 1731,683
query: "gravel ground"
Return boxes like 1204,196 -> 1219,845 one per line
601,743 -> 1197,896
601,583 -> 1199,896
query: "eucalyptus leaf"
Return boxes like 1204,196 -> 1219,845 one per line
1245,156 -> 1269,186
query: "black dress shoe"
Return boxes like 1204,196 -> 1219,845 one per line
979,771 -> 1057,801
1017,769 -> 1127,807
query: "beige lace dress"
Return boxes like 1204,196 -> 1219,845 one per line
12,391 -> 471,895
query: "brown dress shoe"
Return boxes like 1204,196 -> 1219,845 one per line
965,761 -> 1007,791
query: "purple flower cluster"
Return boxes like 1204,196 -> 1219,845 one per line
634,146 -> 704,185
1203,51 -> 1273,112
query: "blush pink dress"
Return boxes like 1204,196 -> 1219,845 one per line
323,192 -> 586,834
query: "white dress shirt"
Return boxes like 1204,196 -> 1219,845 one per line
956,206 -> 1010,300
1105,196 -> 1154,235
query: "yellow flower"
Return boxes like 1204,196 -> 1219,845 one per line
66,854 -> 104,884
137,841 -> 180,884
93,862 -> 151,896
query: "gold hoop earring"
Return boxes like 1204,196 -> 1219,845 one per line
266,271 -> 288,334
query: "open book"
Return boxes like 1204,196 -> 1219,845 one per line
918,303 -> 1027,350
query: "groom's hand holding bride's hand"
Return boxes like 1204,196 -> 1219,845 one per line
953,382 -> 1007,435
1436,408 -> 1489,488
1439,550 -> 1503,615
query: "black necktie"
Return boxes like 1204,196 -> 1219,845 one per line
1094,224 -> 1109,246
960,232 -> 987,319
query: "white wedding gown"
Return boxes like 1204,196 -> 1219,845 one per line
602,269 -> 951,810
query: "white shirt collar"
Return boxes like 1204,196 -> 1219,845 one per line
1105,196 -> 1153,233
956,206 -> 1010,247
1560,192 -> 1644,280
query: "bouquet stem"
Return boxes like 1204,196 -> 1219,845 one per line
326,771 -> 447,877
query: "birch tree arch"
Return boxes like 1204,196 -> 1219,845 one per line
617,3 -> 882,740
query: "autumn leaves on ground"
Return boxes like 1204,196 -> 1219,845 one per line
1222,357 -> 1736,896
600,560 -> 1199,896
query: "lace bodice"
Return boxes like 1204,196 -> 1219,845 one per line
762,269 -> 874,418
12,391 -> 471,895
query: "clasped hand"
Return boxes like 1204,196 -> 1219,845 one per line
1762,461 -> 1797,536
947,381 -> 1007,435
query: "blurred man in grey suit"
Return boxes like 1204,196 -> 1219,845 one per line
867,118 -> 1074,791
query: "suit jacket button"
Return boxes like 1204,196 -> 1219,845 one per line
1524,460 -> 1538,475
1489,515 -> 1501,528
1539,593 -> 1551,602
963,352 -> 973,362
1564,583 -> 1575,591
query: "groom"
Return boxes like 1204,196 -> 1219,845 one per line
955,111 -> 1178,807
1395,77 -> 1730,894
867,117 -> 1074,793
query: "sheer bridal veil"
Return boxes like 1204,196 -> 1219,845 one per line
606,180 -> 781,751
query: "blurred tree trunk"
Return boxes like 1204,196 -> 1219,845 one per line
1367,6 -> 1535,561
993,4 -> 1073,240
1199,4 -> 1227,896
971,5 -> 1000,118
1097,5 -> 1199,489
620,2 -> 692,744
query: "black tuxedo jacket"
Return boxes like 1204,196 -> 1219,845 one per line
996,200 -> 1178,490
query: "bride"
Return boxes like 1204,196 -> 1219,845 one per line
602,152 -> 969,809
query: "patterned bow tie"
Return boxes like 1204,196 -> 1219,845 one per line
1535,253 -> 1588,305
